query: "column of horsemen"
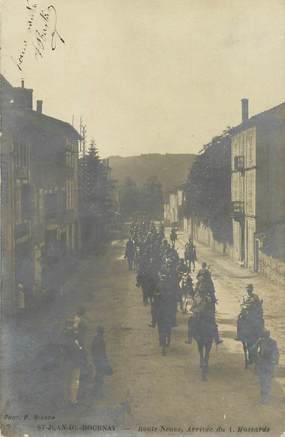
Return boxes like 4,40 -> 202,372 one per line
125,219 -> 279,404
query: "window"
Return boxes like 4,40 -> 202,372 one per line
234,155 -> 244,171
14,143 -> 30,168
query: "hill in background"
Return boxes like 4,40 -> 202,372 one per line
108,153 -> 196,193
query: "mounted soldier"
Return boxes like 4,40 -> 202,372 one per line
236,284 -> 264,341
195,264 -> 217,304
184,238 -> 197,272
177,258 -> 188,280
235,284 -> 264,368
197,262 -> 212,282
179,272 -> 194,312
185,282 -> 222,380
186,281 -> 222,346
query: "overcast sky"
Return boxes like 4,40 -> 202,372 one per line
2,0 -> 285,157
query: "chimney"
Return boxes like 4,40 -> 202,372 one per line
241,98 -> 249,123
21,79 -> 24,88
36,100 -> 43,114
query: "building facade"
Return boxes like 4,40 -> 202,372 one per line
231,100 -> 285,272
0,75 -> 80,318
164,188 -> 184,226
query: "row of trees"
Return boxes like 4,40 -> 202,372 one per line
119,176 -> 163,219
78,142 -> 117,253
183,129 -> 232,245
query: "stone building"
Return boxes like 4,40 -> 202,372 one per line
231,99 -> 285,272
0,75 -> 80,318
164,187 -> 184,227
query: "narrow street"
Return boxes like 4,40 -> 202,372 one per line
2,232 -> 285,437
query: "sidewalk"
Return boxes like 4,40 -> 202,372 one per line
174,228 -> 285,392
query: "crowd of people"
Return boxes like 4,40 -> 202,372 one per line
125,219 -> 222,357
125,218 -> 280,404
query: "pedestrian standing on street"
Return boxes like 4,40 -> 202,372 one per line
125,238 -> 136,271
62,319 -> 86,406
73,307 -> 87,346
149,288 -> 161,328
91,326 -> 113,399
170,227 -> 178,248
156,292 -> 173,356
16,283 -> 26,319
184,238 -> 197,272
253,329 -> 279,404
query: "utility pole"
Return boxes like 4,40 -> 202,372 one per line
79,117 -> 87,157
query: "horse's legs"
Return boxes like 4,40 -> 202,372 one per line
166,330 -> 171,347
197,344 -> 208,381
242,342 -> 249,369
248,342 -> 256,366
188,259 -> 192,272
142,288 -> 147,305
197,342 -> 204,368
159,330 -> 165,356
203,340 -> 213,380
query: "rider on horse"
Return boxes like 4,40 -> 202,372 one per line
186,276 -> 222,345
235,284 -> 264,341
196,263 -> 217,304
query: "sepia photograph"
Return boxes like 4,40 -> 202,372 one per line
0,1 -> 285,436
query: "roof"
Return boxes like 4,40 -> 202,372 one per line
232,101 -> 285,134
1,74 -> 81,150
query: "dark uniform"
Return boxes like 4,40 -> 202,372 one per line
157,293 -> 173,355
187,289 -> 222,345
236,287 -> 264,341
170,228 -> 177,248
125,239 -> 135,270
150,288 -> 161,327
254,332 -> 279,404
91,327 -> 112,399
196,267 -> 217,303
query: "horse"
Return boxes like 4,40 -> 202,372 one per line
237,311 -> 264,369
187,293 -> 218,380
189,315 -> 215,380
184,243 -> 197,272
179,275 -> 194,312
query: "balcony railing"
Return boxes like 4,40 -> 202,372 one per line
231,201 -> 245,221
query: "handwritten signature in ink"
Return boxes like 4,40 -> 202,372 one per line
13,0 -> 65,72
